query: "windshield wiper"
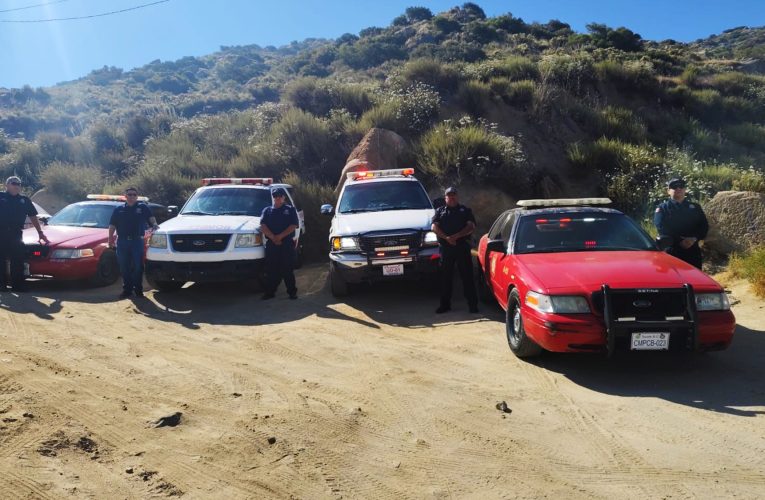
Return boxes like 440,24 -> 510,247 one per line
181,211 -> 213,216
378,206 -> 423,211
340,208 -> 374,214
218,211 -> 249,215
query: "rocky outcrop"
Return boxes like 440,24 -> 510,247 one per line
704,190 -> 765,256
335,128 -> 408,194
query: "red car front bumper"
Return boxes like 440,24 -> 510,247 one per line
28,257 -> 100,281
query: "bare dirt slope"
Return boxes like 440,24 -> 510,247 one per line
1,267 -> 764,499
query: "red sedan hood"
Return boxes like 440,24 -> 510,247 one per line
516,251 -> 722,293
23,225 -> 107,248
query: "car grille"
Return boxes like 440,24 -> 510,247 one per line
24,244 -> 50,260
592,288 -> 689,322
359,231 -> 421,255
171,234 -> 231,252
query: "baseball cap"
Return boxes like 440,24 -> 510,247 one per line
6,176 -> 21,185
444,186 -> 458,195
271,187 -> 287,197
667,178 -> 686,189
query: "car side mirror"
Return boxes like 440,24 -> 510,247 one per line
320,204 -> 334,215
486,239 -> 506,254
656,235 -> 672,250
38,216 -> 50,225
167,206 -> 178,216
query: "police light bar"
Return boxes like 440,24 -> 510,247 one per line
87,194 -> 149,202
201,178 -> 273,186
516,198 -> 612,207
347,168 -> 415,181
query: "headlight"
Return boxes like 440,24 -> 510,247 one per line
235,233 -> 263,247
331,236 -> 359,251
50,248 -> 95,259
695,292 -> 730,311
149,233 -> 168,249
423,231 -> 439,246
525,291 -> 590,314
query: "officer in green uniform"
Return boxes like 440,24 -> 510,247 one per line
0,176 -> 49,292
653,178 -> 709,269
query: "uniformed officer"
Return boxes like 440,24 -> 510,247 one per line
260,187 -> 299,300
653,178 -> 709,269
431,187 -> 479,314
0,176 -> 49,292
108,187 -> 158,299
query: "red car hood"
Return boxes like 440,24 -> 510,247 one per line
23,225 -> 107,249
516,251 -> 723,293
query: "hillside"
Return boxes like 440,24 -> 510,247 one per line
1,3 -> 764,258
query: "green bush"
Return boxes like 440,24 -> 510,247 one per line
729,246 -> 765,297
116,158 -> 199,206
539,53 -> 595,94
453,80 -> 492,116
281,171 -> 335,262
283,78 -> 372,117
594,59 -> 657,92
399,59 -> 461,94
489,78 -> 535,106
708,72 -> 765,96
40,162 -> 104,201
598,106 -> 646,143
489,56 -> 539,81
724,122 -> 765,150
732,170 -> 765,193
359,83 -> 441,137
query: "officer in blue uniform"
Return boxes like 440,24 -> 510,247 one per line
654,178 -> 709,269
108,187 -> 158,298
260,187 -> 299,300
0,176 -> 49,292
431,187 -> 478,314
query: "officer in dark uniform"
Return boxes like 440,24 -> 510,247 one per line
260,187 -> 299,300
108,187 -> 158,299
0,176 -> 49,292
653,178 -> 709,269
431,187 -> 478,314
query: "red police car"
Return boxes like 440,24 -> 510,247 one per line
476,198 -> 735,358
22,195 -> 170,286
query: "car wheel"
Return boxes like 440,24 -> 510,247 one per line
506,288 -> 542,358
146,276 -> 183,293
476,267 -> 494,304
329,263 -> 349,297
89,250 -> 119,287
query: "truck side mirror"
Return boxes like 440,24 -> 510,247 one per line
320,204 -> 334,215
167,206 -> 178,217
656,235 -> 672,251
486,239 -> 506,254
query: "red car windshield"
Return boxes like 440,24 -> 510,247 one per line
48,203 -> 115,229
515,212 -> 655,254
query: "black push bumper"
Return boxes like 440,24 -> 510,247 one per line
145,259 -> 263,283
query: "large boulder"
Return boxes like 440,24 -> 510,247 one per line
31,188 -> 69,215
334,128 -> 408,194
704,191 -> 765,257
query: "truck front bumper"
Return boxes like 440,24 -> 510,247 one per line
329,247 -> 440,284
145,259 -> 263,283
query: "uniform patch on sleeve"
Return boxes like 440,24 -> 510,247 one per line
655,207 -> 661,213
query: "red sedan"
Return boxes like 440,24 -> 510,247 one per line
22,196 -> 169,286
476,199 -> 735,357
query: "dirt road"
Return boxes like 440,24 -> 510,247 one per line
1,266 -> 764,499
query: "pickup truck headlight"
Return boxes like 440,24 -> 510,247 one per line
235,233 -> 263,247
695,292 -> 730,311
149,233 -> 168,249
525,291 -> 590,314
423,231 -> 439,246
331,236 -> 359,251
50,248 -> 95,259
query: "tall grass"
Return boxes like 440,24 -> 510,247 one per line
729,246 -> 765,297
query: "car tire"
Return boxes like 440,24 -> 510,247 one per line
476,267 -> 494,304
89,249 -> 119,287
329,263 -> 349,297
146,276 -> 183,293
506,288 -> 542,358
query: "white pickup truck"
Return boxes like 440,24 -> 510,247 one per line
321,168 -> 440,296
146,178 -> 304,292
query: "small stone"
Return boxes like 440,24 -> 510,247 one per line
495,401 -> 512,414
232,393 -> 242,398
267,437 -> 277,445
22,412 -> 34,418
152,412 -> 182,428
125,468 -> 134,474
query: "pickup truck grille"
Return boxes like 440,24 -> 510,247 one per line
359,232 -> 421,254
24,244 -> 50,259
171,234 -> 231,252
592,288 -> 689,322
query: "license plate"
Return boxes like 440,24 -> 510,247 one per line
631,332 -> 670,350
24,263 -> 30,277
382,264 -> 404,276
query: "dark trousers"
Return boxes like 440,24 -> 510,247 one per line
0,232 -> 25,288
117,238 -> 145,292
669,244 -> 703,270
439,242 -> 477,308
265,241 -> 296,295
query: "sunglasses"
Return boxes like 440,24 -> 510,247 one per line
126,193 -> 139,197
445,193 -> 457,197
8,182 -> 21,186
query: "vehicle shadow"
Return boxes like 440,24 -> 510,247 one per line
532,324 -> 765,417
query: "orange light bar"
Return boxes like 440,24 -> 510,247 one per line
201,178 -> 273,186
347,168 -> 416,181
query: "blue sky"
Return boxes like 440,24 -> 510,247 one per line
0,0 -> 763,89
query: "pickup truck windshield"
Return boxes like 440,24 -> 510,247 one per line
339,181 -> 432,214
181,188 -> 273,217
515,212 -> 655,254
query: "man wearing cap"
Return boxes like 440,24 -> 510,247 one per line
431,187 -> 479,314
654,178 -> 709,269
0,176 -> 49,292
108,187 -> 159,299
259,187 -> 299,300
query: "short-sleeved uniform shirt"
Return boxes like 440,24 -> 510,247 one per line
0,192 -> 38,237
653,199 -> 709,244
109,202 -> 153,240
260,204 -> 299,245
432,204 -> 476,245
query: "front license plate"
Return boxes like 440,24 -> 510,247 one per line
23,263 -> 30,277
382,264 -> 404,276
631,332 -> 670,350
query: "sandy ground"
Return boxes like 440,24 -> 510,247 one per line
1,265 -> 764,499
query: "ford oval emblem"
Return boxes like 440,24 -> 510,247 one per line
384,240 -> 397,246
193,240 -> 206,246
633,299 -> 652,308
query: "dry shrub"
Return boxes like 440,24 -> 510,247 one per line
729,246 -> 765,297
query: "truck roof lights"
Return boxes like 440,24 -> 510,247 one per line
347,168 -> 415,181
517,198 -> 612,208
201,178 -> 273,186
87,194 -> 149,202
